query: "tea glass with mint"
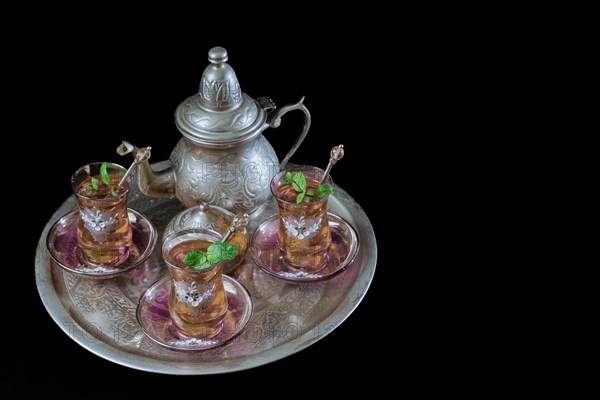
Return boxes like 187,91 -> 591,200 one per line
162,229 -> 233,339
71,162 -> 132,268
271,165 -> 333,271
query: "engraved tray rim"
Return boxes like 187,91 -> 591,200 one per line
35,162 -> 377,375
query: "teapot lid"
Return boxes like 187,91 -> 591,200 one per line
174,47 -> 265,145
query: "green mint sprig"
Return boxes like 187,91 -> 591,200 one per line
281,171 -> 333,204
84,162 -> 120,198
183,242 -> 238,270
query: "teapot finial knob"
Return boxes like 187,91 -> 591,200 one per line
208,47 -> 228,64
197,46 -> 241,111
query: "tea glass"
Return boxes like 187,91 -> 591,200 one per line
162,229 -> 228,339
270,165 -> 333,271
71,162 -> 132,268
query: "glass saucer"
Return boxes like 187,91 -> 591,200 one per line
137,275 -> 253,351
46,209 -> 157,279
249,213 -> 359,283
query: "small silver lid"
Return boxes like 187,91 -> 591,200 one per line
174,47 -> 266,145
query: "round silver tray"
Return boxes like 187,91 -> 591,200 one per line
35,162 -> 377,374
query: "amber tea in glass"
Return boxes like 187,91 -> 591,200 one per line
162,230 -> 228,339
71,162 -> 132,268
271,165 -> 333,271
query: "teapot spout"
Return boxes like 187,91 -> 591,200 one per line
117,142 -> 176,199
137,157 -> 176,198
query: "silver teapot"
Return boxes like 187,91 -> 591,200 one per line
128,46 -> 310,214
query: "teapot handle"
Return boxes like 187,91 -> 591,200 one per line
266,96 -> 311,170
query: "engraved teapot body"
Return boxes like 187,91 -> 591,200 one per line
131,47 -> 310,214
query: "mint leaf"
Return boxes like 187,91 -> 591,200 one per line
91,177 -> 99,190
282,171 -> 293,184
84,184 -> 93,196
183,251 -> 210,270
283,171 -> 321,203
184,243 -> 238,270
317,184 -> 333,197
100,163 -> 110,185
207,242 -> 238,263
110,186 -> 117,198
292,172 -> 306,192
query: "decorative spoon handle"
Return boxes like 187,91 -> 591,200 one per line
320,144 -> 345,184
222,213 -> 249,242
116,141 -> 152,187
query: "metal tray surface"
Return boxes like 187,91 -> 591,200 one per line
35,162 -> 377,374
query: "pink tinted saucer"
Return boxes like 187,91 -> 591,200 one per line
46,209 -> 157,279
249,213 -> 359,283
136,275 -> 253,351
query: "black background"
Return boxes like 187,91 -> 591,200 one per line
7,35 -> 389,396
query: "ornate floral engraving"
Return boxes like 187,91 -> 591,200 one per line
175,281 -> 216,310
79,265 -> 119,274
185,95 -> 257,130
172,136 -> 278,213
278,271 -> 322,279
199,78 -> 242,108
168,337 -> 218,347
283,215 -> 321,240
80,207 -> 116,243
